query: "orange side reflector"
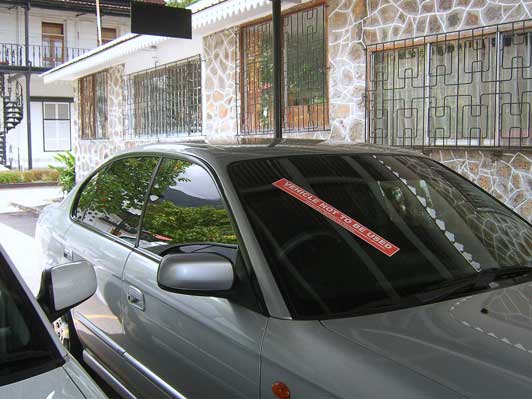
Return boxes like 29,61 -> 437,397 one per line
272,381 -> 291,399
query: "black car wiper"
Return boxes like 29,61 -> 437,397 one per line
417,266 -> 532,304
0,350 -> 53,367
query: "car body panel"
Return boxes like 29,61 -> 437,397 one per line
3,364 -> 84,399
122,246 -> 267,398
0,245 -> 107,399
34,143 -> 532,399
260,318 -> 464,398
322,282 -> 532,398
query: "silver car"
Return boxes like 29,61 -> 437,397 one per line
36,143 -> 532,399
0,244 -> 106,398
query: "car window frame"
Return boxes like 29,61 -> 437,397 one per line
70,154 -> 162,250
70,152 -> 269,316
132,154 -> 269,315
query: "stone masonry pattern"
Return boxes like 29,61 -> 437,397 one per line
71,1 -> 532,222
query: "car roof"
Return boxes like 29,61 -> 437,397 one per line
127,141 -> 425,167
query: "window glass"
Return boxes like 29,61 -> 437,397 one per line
102,27 -> 117,44
240,5 -> 328,134
139,158 -> 237,259
43,102 -> 70,152
74,157 -> 159,245
229,154 -> 532,319
0,254 -> 62,385
367,29 -> 532,148
80,71 -> 108,140
123,56 -> 202,138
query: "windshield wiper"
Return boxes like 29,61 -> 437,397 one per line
417,266 -> 532,304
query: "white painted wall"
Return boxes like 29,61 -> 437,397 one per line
1,4 -> 129,169
0,5 -> 129,49
123,36 -> 204,75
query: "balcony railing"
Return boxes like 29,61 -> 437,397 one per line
0,43 -> 90,69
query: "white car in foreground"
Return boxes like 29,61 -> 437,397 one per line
0,244 -> 107,398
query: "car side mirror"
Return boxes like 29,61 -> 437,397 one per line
37,261 -> 97,321
157,253 -> 234,296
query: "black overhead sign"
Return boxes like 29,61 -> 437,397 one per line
130,1 -> 192,39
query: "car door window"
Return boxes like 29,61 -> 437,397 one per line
139,158 -> 238,259
74,156 -> 160,245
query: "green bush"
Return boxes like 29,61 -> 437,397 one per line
49,152 -> 75,193
0,169 -> 60,184
0,171 -> 24,184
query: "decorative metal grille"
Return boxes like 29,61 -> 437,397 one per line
237,4 -> 329,135
80,71 -> 108,140
123,56 -> 202,138
366,20 -> 532,148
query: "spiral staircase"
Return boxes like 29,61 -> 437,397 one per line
0,73 -> 24,167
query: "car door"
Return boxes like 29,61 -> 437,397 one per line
121,157 -> 268,399
66,156 -> 162,396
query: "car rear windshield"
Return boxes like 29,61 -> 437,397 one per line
228,154 -> 532,319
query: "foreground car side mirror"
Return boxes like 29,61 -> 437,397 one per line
37,261 -> 97,321
157,253 -> 234,296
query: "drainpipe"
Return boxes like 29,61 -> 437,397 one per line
96,0 -> 102,46
24,0 -> 32,170
272,0 -> 282,140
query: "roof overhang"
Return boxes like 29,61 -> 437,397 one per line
41,0 -> 307,83
0,0 -> 130,16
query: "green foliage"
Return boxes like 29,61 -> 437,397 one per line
143,201 -> 237,244
0,171 -> 23,184
49,152 -> 76,193
165,0 -> 195,8
0,169 -> 59,184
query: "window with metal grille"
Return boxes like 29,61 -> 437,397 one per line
79,71 -> 108,140
123,56 -> 202,138
367,20 -> 532,149
238,3 -> 329,135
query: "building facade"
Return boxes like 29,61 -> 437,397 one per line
0,0 -> 130,169
43,0 -> 532,222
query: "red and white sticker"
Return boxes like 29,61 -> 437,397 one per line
273,178 -> 400,257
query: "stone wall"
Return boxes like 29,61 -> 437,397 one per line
73,65 -> 175,180
73,65 -> 126,179
430,149 -> 532,222
203,28 -> 239,141
327,0 -> 367,142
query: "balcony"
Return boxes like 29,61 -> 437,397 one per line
0,43 -> 90,71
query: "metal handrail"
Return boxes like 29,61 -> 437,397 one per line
0,43 -> 90,69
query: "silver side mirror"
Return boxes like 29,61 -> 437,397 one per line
158,253 -> 234,296
38,261 -> 97,321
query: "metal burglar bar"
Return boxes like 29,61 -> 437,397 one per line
123,56 -> 202,138
366,20 -> 532,149
238,4 -> 329,135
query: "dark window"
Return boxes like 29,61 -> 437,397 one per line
42,22 -> 64,68
80,71 -> 108,140
239,4 -> 329,135
0,253 -> 63,386
139,158 -> 237,258
123,56 -> 202,138
74,157 -> 160,244
229,154 -> 532,319
102,27 -> 117,44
